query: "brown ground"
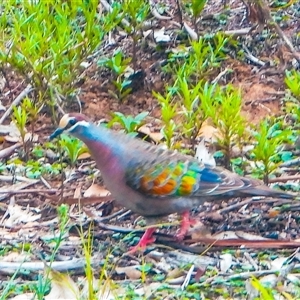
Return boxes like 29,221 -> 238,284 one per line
0,0 -> 300,297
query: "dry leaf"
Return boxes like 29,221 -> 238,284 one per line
198,119 -> 220,141
259,274 -> 277,287
97,282 -> 116,300
0,75 -> 6,92
154,27 -> 170,43
1,252 -> 29,262
0,123 -> 19,136
190,222 -> 212,240
167,268 -> 185,279
134,282 -> 163,297
268,209 -> 280,218
2,203 -> 41,227
270,257 -> 288,270
245,278 -> 259,299
24,132 -> 38,142
84,184 -> 111,198
74,185 -> 82,199
212,231 -> 239,240
195,139 -> 216,167
45,270 -> 79,300
138,124 -> 164,143
235,231 -> 270,241
219,253 -> 233,273
115,266 -> 142,280
78,152 -> 91,159
81,277 -> 115,300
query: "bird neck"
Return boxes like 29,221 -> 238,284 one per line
74,123 -> 123,174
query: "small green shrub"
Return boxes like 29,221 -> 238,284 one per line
251,119 -> 293,184
208,85 -> 247,169
0,1 -> 115,107
109,111 -> 148,134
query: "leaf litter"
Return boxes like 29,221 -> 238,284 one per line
0,0 -> 300,298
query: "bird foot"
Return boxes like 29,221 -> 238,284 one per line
175,211 -> 196,241
127,227 -> 156,254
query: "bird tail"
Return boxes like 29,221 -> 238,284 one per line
238,185 -> 294,199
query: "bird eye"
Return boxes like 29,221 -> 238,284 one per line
64,118 -> 77,130
69,118 -> 77,126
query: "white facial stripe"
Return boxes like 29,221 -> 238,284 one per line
65,120 -> 90,132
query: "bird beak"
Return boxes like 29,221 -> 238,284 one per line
49,128 -> 64,140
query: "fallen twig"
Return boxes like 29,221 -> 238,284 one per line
268,175 -> 300,183
0,84 -> 33,124
0,257 -> 101,274
149,0 -> 172,20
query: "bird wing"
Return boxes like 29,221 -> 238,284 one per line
125,149 -> 248,198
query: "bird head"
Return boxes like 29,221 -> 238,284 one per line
49,113 -> 90,140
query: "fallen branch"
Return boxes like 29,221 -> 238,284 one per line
0,84 -> 33,124
0,257 -> 101,275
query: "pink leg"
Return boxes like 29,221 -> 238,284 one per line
128,227 -> 156,253
175,211 -> 196,241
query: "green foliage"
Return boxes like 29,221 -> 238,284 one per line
122,0 -> 150,70
25,160 -> 60,179
285,70 -> 300,99
250,276 -> 275,300
164,34 -> 229,82
0,0 -> 111,105
208,85 -> 247,169
155,78 -> 214,151
12,98 -> 41,160
109,111 -> 148,134
22,97 -> 39,127
12,105 -> 27,145
100,1 -> 123,32
284,70 -> 300,141
153,90 -> 178,149
183,0 -> 208,32
111,77 -> 133,101
32,204 -> 70,300
98,49 -> 132,77
59,134 -> 86,167
154,79 -> 246,162
191,0 -> 207,18
251,119 -> 293,184
98,49 -> 133,101
176,79 -> 212,147
122,0 -> 150,29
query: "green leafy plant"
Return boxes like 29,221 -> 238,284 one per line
59,134 -> 86,168
111,77 -> 133,101
12,105 -> 28,158
21,97 -> 39,133
31,204 -> 70,300
25,160 -> 62,179
285,70 -> 300,99
251,119 -> 292,184
12,98 -> 42,161
208,85 -> 247,169
284,70 -> 300,142
98,49 -> 133,101
184,0 -> 208,33
164,34 -> 229,83
250,276 -> 275,300
99,50 -> 132,77
109,111 -> 149,134
153,90 -> 179,149
0,1 -> 112,108
176,79 -> 215,149
122,0 -> 150,71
